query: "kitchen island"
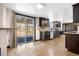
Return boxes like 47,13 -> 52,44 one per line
65,32 -> 79,54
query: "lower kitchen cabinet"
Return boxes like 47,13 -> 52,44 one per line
65,34 -> 79,54
40,31 -> 50,40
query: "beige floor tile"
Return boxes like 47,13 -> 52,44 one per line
7,35 -> 79,56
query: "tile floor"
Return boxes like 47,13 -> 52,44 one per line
7,35 -> 79,56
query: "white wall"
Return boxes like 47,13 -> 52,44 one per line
50,32 -> 53,39
0,6 -> 7,56
36,17 -> 40,40
0,6 -> 15,56
77,26 -> 79,32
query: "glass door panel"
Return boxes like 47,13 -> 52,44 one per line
16,15 -> 26,44
27,27 -> 33,36
25,18 -> 34,42
16,27 -> 21,37
16,15 -> 34,44
20,23 -> 26,37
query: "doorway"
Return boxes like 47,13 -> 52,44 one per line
16,14 -> 35,45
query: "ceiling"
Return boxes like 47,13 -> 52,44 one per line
1,3 -> 75,23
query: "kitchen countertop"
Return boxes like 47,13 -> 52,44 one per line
64,31 -> 79,34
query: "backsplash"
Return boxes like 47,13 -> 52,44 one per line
77,26 -> 79,32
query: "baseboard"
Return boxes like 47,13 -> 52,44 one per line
35,39 -> 40,41
50,38 -> 53,40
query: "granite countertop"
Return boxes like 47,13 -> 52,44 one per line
64,31 -> 79,34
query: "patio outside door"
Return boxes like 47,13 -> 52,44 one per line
16,15 -> 34,45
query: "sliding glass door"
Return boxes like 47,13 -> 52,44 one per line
16,15 -> 34,45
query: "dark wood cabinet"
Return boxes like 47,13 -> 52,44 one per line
39,17 -> 49,27
53,31 -> 61,38
65,34 -> 79,54
39,17 -> 50,40
40,31 -> 50,40
73,3 -> 79,23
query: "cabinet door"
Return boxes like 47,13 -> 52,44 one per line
39,18 -> 43,26
44,31 -> 50,40
73,6 -> 79,23
40,32 -> 44,40
65,34 -> 79,54
39,17 -> 49,27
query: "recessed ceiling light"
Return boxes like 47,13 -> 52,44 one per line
36,3 -> 45,9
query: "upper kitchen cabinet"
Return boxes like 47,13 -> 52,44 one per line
53,21 -> 61,31
73,3 -> 79,23
39,17 -> 49,28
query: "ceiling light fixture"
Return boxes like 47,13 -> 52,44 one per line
36,3 -> 45,9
